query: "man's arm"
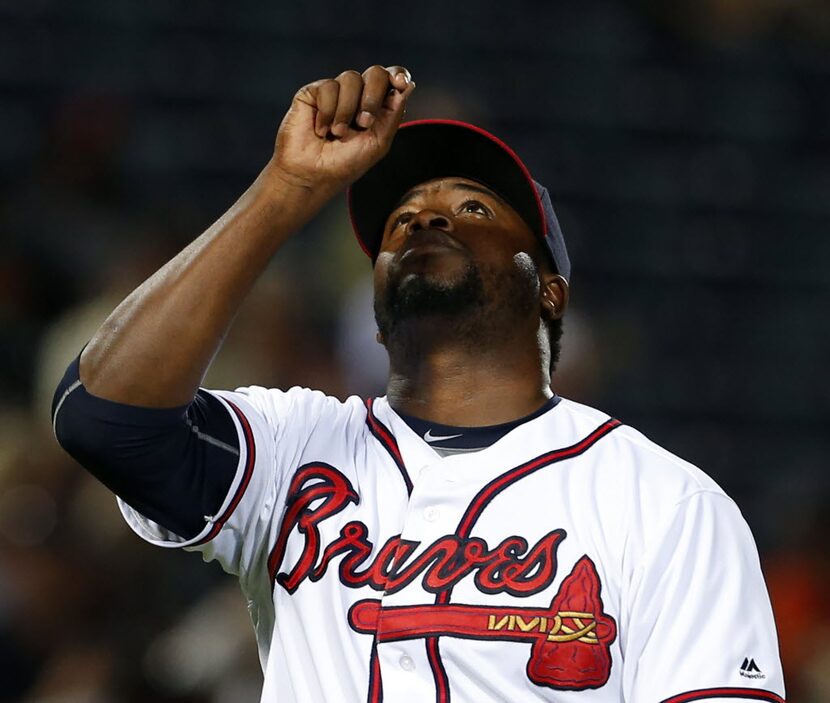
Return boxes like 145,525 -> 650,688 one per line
52,65 -> 414,542
79,65 -> 415,408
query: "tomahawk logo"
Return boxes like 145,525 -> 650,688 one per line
349,555 -> 617,690
740,657 -> 765,679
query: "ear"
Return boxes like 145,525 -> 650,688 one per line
540,274 -> 569,321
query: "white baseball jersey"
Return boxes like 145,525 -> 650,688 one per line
119,386 -> 785,703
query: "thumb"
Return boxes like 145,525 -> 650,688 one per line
373,80 -> 416,148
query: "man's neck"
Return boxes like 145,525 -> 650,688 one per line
384,323 -> 552,427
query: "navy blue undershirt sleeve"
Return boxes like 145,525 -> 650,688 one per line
52,355 -> 238,540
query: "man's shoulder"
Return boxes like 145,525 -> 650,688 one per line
554,397 -> 727,500
209,384 -> 369,431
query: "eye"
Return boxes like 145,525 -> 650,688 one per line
391,211 -> 413,229
459,200 -> 491,216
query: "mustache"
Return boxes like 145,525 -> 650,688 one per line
394,229 -> 465,263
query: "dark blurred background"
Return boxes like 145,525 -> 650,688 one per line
1,0 -> 828,700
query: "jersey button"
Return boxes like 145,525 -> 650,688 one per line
399,655 -> 415,671
423,506 -> 440,522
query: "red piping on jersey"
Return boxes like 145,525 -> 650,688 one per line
458,417 -> 620,541
365,398 -> 413,495
368,406 -> 621,702
661,688 -> 785,703
426,637 -> 450,703
364,397 -> 416,702
194,399 -> 255,546
420,417 -> 621,701
436,417 -> 621,608
368,638 -> 383,703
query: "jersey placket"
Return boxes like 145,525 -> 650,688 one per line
362,398 -> 455,702
379,458 -> 459,701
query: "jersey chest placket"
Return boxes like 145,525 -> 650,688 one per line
363,398 -> 623,703
364,397 -> 462,703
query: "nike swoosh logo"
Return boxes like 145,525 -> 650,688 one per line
424,429 -> 463,443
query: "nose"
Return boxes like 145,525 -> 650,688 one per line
407,209 -> 451,234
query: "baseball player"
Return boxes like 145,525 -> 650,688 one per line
52,65 -> 785,702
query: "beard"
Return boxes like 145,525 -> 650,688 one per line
374,261 -> 484,340
374,253 -> 539,346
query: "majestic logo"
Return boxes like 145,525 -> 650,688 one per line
740,658 -> 765,679
269,463 -> 617,690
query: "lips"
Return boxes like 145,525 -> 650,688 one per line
398,229 -> 463,261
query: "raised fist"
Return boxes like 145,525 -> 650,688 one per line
271,65 -> 415,193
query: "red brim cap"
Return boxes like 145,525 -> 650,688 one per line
346,119 -> 570,281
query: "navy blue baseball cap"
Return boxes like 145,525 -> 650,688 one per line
347,119 -> 570,281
